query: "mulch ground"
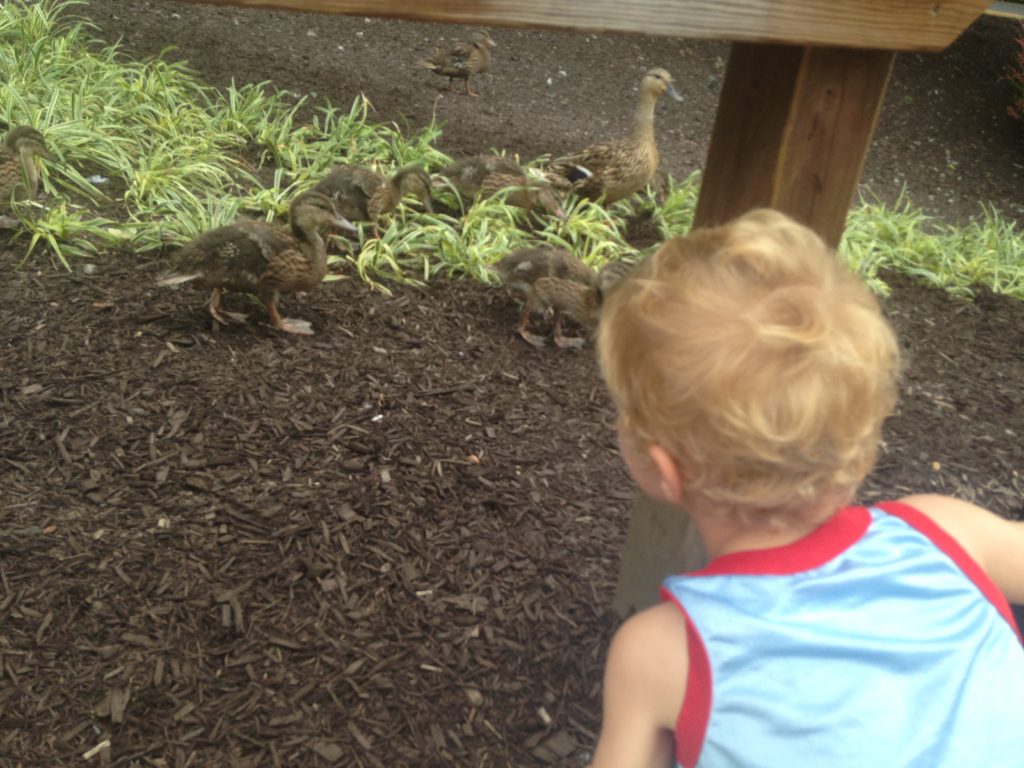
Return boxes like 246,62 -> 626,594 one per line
2,242 -> 1023,766
1,248 -> 631,767
3,4 -> 1024,765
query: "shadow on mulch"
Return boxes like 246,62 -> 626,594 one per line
1,249 -> 1022,766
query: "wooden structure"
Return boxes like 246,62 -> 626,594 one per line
182,0 -> 990,614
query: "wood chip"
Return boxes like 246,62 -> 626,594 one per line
346,721 -> 373,750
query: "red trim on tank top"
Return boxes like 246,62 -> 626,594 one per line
690,505 -> 871,577
660,588 -> 712,768
877,500 -> 1022,643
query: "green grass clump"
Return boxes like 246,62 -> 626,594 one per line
842,194 -> 1024,300
0,0 -> 449,266
1,0 -> 1023,304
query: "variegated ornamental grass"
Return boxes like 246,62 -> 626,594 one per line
1,0 -> 1022,300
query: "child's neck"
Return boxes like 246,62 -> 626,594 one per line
690,497 -> 842,560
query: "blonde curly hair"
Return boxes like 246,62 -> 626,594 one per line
598,209 -> 901,520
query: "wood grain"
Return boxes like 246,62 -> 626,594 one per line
694,43 -> 894,247
175,0 -> 988,51
773,48 -> 895,245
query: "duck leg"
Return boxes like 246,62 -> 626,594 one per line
465,78 -> 481,97
552,310 -> 585,349
265,291 -> 314,336
517,292 -> 548,348
208,287 -> 248,325
446,76 -> 456,92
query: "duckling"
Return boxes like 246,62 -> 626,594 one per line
548,68 -> 682,204
0,126 -> 55,229
492,247 -> 629,348
417,30 -> 496,96
158,191 -> 356,336
312,164 -> 433,233
434,155 -> 566,219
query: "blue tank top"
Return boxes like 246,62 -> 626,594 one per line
661,501 -> 1024,768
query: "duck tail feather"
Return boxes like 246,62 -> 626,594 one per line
157,272 -> 201,286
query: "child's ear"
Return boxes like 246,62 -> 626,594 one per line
647,444 -> 685,504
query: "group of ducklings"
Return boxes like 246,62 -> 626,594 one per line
2,38 -> 682,348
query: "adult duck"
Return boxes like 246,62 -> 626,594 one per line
548,68 -> 682,204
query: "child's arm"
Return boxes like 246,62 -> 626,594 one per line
590,602 -> 688,768
900,493 -> 1024,604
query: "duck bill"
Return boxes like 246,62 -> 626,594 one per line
333,214 -> 358,234
666,82 -> 684,102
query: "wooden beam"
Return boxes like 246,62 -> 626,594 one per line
694,43 -> 894,247
176,0 -> 988,52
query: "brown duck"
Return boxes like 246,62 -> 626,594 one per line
158,191 -> 356,336
434,155 -> 566,219
491,246 -> 631,348
0,126 -> 55,228
312,165 -> 432,233
548,68 -> 682,204
418,30 -> 496,96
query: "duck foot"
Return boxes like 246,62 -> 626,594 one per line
276,317 -> 315,336
208,288 -> 247,326
519,330 -> 548,348
554,334 -> 586,350
210,307 -> 248,325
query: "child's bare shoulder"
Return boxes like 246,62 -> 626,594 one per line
616,602 -> 689,653
896,493 -> 1010,536
896,493 -> 1024,603
607,602 -> 690,725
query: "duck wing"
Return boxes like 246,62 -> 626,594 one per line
551,139 -> 629,181
437,156 -> 525,199
551,138 -> 655,201
421,41 -> 486,77
161,224 -> 291,294
494,247 -> 594,291
0,145 -> 34,202
0,146 -> 21,201
312,166 -> 383,221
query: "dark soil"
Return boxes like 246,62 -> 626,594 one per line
2,4 -> 1023,767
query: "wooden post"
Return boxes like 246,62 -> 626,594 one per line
695,43 -> 895,246
611,498 -> 705,617
612,43 -> 895,617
